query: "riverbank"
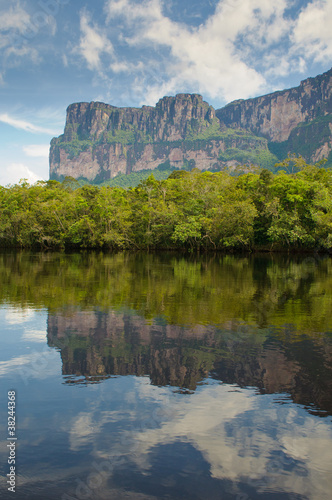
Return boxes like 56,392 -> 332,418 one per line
1,161 -> 332,252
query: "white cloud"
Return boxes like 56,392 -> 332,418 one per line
102,0 -> 302,104
81,377 -> 332,500
0,354 -> 35,376
0,2 -> 58,82
110,60 -> 144,73
78,11 -> 114,71
69,413 -> 96,451
0,4 -> 37,71
293,0 -> 332,62
23,144 -> 50,157
85,0 -> 332,107
0,4 -> 31,33
4,45 -> 41,65
107,0 -> 131,18
0,113 -> 58,134
0,162 -> 42,186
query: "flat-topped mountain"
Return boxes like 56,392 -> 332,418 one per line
216,67 -> 332,163
50,93 -> 271,182
64,94 -> 215,142
49,68 -> 332,183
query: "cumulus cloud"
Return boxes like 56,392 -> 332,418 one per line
293,0 -> 332,61
68,0 -> 332,107
64,377 -> 332,500
101,0 -> 310,104
0,162 -> 41,186
128,382 -> 332,499
110,60 -> 144,73
0,4 -> 37,72
69,413 -> 96,451
4,45 -> 41,65
0,354 -> 36,376
0,350 -> 58,378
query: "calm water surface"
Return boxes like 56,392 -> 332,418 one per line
0,251 -> 332,500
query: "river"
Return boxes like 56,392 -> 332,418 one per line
0,251 -> 331,499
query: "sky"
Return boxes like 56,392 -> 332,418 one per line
1,0 -> 332,185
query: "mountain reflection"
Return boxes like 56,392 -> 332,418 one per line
1,251 -> 332,415
2,251 -> 332,500
47,309 -> 332,416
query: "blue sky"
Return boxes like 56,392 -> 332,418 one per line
1,0 -> 332,185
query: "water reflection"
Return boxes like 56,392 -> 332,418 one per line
1,250 -> 332,332
1,251 -> 332,499
47,308 -> 332,416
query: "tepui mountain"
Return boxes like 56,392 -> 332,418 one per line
49,67 -> 332,183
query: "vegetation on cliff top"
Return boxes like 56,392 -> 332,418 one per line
1,157 -> 332,252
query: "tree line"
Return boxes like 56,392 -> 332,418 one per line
1,158 -> 332,251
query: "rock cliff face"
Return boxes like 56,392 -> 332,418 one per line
216,67 -> 332,163
62,94 -> 215,143
49,94 -> 275,182
217,68 -> 332,142
49,68 -> 332,182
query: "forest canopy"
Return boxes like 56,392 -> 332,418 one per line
1,158 -> 332,251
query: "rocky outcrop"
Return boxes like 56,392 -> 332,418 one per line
49,94 -> 275,182
49,68 -> 332,182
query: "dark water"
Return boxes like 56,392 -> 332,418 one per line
0,251 -> 332,500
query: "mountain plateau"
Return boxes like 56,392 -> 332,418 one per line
49,67 -> 332,183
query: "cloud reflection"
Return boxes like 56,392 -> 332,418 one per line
21,329 -> 47,343
126,382 -> 332,500
0,350 -> 58,378
5,306 -> 36,324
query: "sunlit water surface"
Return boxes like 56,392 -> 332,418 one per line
0,251 -> 332,500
